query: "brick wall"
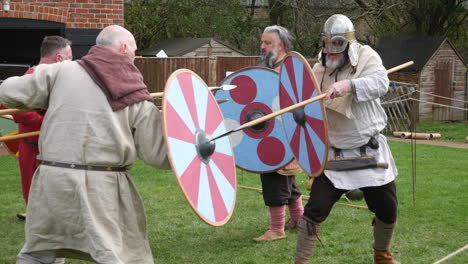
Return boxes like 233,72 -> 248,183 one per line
0,0 -> 124,29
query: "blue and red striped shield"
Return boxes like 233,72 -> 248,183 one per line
279,52 -> 328,177
162,69 -> 236,226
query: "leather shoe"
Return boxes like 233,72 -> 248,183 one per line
16,212 -> 26,220
374,250 -> 400,264
253,229 -> 286,242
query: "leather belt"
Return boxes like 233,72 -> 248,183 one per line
22,139 -> 38,148
40,160 -> 127,172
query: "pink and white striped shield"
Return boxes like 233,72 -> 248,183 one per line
162,69 -> 236,226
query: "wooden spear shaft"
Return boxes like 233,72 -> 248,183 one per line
0,61 -> 414,141
1,61 -> 412,117
0,108 -> 33,116
210,60 -> 414,142
150,85 -> 236,98
210,93 -> 327,141
0,85 -> 233,116
387,61 -> 414,74
0,114 -> 13,120
0,131 -> 40,142
0,91 -> 169,115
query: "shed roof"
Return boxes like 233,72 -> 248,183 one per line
375,36 -> 447,73
138,38 -> 247,57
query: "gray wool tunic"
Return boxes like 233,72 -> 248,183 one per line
0,61 -> 170,263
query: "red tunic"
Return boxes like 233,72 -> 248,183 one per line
12,68 -> 44,204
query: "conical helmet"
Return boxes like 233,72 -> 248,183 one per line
321,14 -> 355,54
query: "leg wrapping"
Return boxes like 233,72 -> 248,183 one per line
295,217 -> 320,263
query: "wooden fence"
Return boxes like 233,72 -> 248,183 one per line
135,56 -> 260,91
381,81 -> 418,133
135,56 -> 317,93
135,56 -> 260,106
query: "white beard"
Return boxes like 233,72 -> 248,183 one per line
325,53 -> 345,69
260,48 -> 279,69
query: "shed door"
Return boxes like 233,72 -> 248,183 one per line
433,60 -> 453,121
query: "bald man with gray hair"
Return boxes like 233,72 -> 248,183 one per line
96,25 -> 138,62
1,25 -> 170,264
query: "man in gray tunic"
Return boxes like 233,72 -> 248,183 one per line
294,15 -> 400,264
0,25 -> 170,264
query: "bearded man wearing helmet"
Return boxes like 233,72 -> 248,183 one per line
294,15 -> 400,264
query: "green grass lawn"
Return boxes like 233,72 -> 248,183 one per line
0,141 -> 467,263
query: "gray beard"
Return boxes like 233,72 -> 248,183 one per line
325,54 -> 346,69
259,50 -> 278,69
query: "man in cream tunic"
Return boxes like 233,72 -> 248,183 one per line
294,15 -> 400,264
0,25 -> 170,264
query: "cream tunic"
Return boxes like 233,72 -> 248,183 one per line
313,44 -> 398,190
0,61 -> 170,263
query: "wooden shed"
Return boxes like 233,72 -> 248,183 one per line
138,38 -> 248,57
375,36 -> 467,122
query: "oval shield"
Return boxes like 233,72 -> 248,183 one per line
279,52 -> 328,177
162,69 -> 236,226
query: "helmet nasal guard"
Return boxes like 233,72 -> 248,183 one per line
321,14 -> 355,54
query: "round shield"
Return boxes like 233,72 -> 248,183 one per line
216,67 -> 293,173
162,69 -> 236,226
279,52 -> 328,177
0,106 -> 19,159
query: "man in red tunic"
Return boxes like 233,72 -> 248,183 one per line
15,36 -> 73,220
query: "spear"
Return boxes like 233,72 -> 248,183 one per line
0,114 -> 13,120
1,60 -> 414,142
0,85 -> 237,116
150,84 -> 236,98
210,93 -> 327,142
0,131 -> 39,142
209,61 -> 414,142
0,85 -> 236,142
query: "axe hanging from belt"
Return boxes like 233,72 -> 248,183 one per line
325,137 -> 389,171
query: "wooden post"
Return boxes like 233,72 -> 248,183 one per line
208,55 -> 217,87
